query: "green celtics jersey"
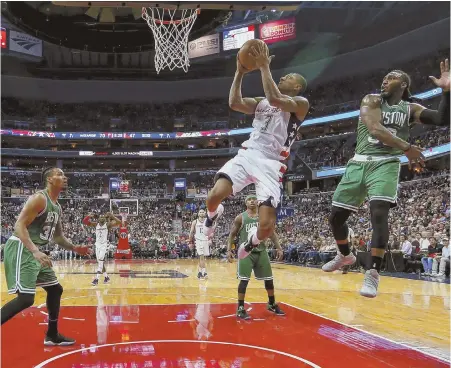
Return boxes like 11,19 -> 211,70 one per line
238,211 -> 266,252
355,98 -> 411,156
13,190 -> 61,246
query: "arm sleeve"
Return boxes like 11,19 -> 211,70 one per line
419,91 -> 450,126
82,216 -> 92,226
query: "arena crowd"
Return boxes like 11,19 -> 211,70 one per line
1,171 -> 449,277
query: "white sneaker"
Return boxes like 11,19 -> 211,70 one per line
360,269 -> 380,298
237,226 -> 257,260
203,204 -> 224,238
430,273 -> 439,277
322,253 -> 356,272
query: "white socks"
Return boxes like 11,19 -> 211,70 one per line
97,261 -> 104,274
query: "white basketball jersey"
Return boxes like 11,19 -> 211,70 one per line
195,219 -> 207,242
95,223 -> 108,245
241,98 -> 300,160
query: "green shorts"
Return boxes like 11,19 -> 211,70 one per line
4,236 -> 58,295
237,250 -> 273,281
332,158 -> 401,212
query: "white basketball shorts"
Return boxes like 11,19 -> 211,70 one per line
216,148 -> 286,208
195,239 -> 210,257
96,243 -> 108,261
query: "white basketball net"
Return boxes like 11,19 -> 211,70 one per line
142,7 -> 199,74
120,212 -> 128,225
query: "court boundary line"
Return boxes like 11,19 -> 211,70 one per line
37,300 -> 261,308
33,340 -> 321,368
281,302 -> 451,364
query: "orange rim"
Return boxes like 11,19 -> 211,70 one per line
142,8 -> 200,25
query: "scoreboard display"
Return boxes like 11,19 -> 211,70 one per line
223,25 -> 255,51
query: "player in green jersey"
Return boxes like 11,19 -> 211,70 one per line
227,195 -> 285,319
323,59 -> 450,298
1,167 -> 93,345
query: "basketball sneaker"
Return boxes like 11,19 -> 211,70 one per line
104,276 -> 110,284
360,269 -> 380,298
237,226 -> 258,259
322,253 -> 356,272
202,272 -> 208,280
197,271 -> 203,280
44,333 -> 76,346
267,303 -> 285,316
203,204 -> 224,238
236,306 -> 250,320
91,278 -> 99,286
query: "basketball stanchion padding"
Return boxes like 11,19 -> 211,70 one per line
114,213 -> 132,260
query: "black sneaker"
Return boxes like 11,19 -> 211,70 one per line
197,272 -> 203,279
91,278 -> 99,286
202,273 -> 208,280
267,303 -> 285,316
104,276 -> 110,284
44,333 -> 76,346
236,306 -> 250,320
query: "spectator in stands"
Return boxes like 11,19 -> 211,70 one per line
400,235 -> 413,257
432,238 -> 450,277
410,234 -> 421,254
419,233 -> 431,252
421,237 -> 440,276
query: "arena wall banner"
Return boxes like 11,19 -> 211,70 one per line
259,17 -> 296,44
0,88 -> 442,140
9,30 -> 42,57
314,143 -> 450,179
188,33 -> 220,59
277,207 -> 295,220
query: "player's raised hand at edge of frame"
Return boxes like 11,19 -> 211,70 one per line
429,59 -> 450,92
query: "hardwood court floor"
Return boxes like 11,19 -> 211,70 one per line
1,259 -> 450,367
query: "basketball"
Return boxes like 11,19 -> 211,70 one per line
238,39 -> 268,71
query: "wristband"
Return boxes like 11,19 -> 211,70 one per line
403,144 -> 411,153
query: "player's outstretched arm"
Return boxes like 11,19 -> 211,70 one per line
269,231 -> 284,261
189,220 -> 196,248
227,214 -> 242,262
410,59 -> 450,126
361,94 -> 425,169
229,55 -> 263,114
106,212 -> 122,228
82,213 -> 97,227
14,193 -> 52,267
249,43 -> 309,120
54,218 -> 93,256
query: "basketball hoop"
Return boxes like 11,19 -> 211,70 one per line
142,7 -> 200,74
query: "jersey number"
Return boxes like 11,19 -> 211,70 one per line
40,212 -> 58,241
260,115 -> 272,132
368,128 -> 397,145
